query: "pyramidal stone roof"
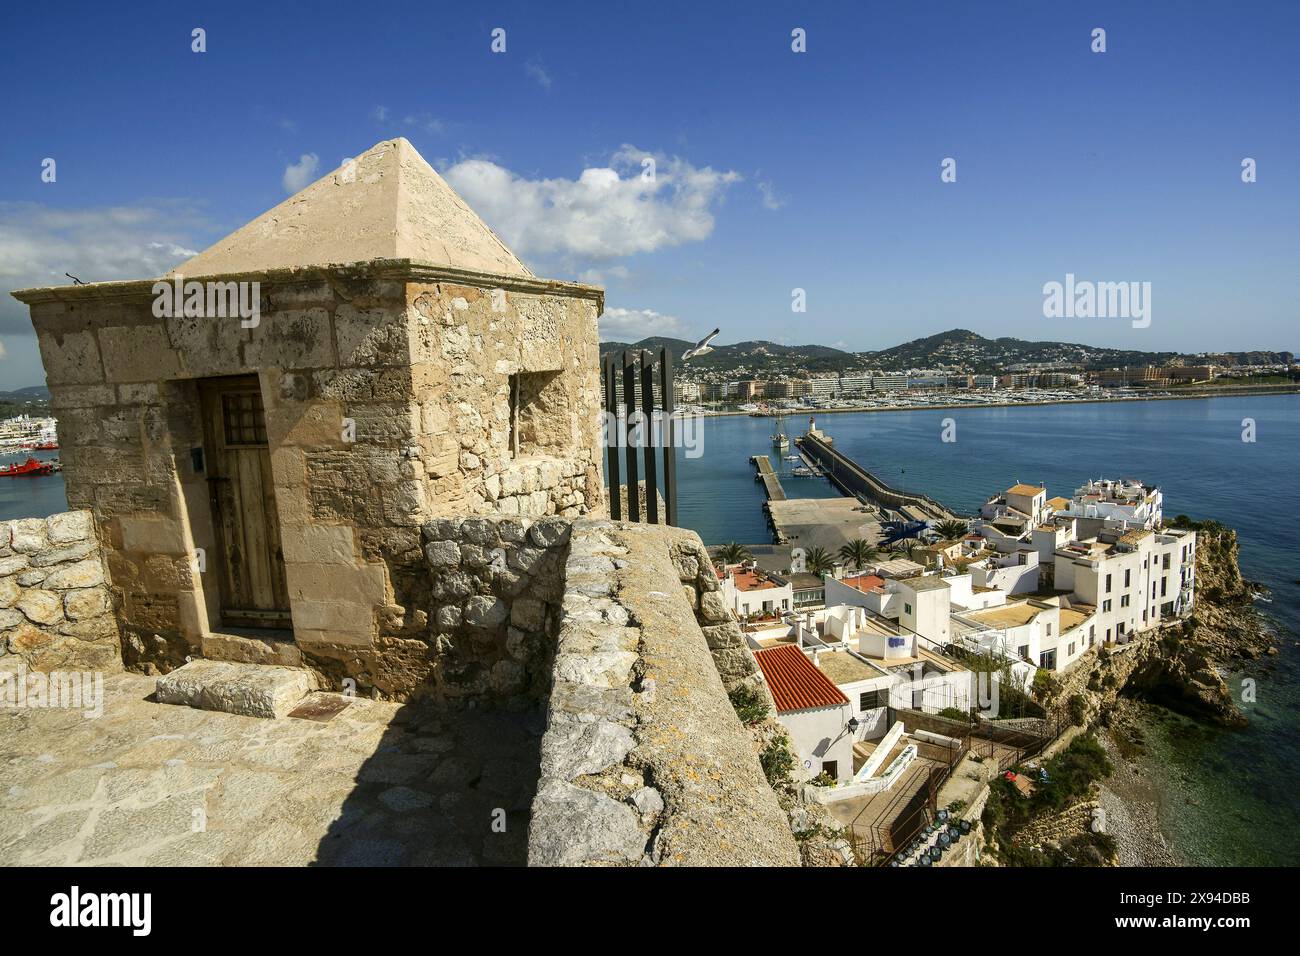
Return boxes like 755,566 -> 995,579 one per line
174,138 -> 533,280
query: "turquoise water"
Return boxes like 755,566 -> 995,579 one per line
677,396 -> 1300,866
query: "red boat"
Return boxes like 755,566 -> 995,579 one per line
21,441 -> 58,451
0,456 -> 55,477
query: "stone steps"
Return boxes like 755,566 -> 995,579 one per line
154,659 -> 314,719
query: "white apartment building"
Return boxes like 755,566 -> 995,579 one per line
807,375 -> 841,399
1060,478 -> 1163,530
839,375 -> 873,397
1053,526 -> 1196,645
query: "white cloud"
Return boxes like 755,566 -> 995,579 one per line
0,201 -> 206,333
757,179 -> 786,210
371,105 -> 390,122
282,153 -> 320,193
525,55 -> 552,90
442,145 -> 741,261
402,113 -> 446,134
578,265 -> 631,285
599,307 -> 688,341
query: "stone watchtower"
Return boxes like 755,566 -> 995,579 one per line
13,138 -> 605,697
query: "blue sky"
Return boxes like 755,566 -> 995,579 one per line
1,0 -> 1297,387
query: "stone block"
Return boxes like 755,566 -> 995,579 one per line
63,588 -> 109,621
11,518 -> 50,554
99,325 -> 181,381
16,589 -> 63,626
44,510 -> 94,546
119,515 -> 187,555
155,659 -> 313,719
279,524 -> 357,565
510,597 -> 547,631
290,599 -> 375,635
463,595 -> 508,628
38,330 -> 104,385
528,780 -> 646,866
529,516 -> 572,549
42,559 -> 106,591
539,721 -> 636,780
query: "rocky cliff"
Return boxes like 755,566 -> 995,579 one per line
1046,519 -> 1274,730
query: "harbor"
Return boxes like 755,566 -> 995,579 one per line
749,418 -> 957,548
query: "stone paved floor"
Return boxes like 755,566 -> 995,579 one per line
0,672 -> 543,866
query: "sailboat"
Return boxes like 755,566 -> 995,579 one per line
770,412 -> 789,450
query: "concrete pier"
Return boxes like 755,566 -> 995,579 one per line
797,434 -> 955,521
751,455 -> 787,501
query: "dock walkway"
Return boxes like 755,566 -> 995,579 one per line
751,455 -> 787,502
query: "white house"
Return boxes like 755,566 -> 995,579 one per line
718,564 -> 794,620
754,644 -> 856,782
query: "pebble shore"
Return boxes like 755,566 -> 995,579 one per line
1097,728 -> 1181,867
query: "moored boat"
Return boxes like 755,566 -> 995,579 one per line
0,456 -> 55,477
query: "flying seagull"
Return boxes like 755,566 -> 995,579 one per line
682,327 -> 720,362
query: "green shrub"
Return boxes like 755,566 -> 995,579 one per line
1035,733 -> 1113,812
728,683 -> 770,725
938,706 -> 972,723
760,735 -> 795,788
1033,670 -> 1063,701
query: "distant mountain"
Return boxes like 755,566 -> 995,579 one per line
601,329 -> 1293,376
599,338 -> 855,374
0,384 -> 50,402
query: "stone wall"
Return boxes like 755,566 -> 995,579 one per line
0,510 -> 120,672
529,520 -> 800,866
398,514 -> 570,704
21,261 -> 604,681
1015,797 -> 1100,849
667,531 -> 773,701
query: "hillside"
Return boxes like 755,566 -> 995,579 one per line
599,338 -> 854,374
601,329 -> 1293,377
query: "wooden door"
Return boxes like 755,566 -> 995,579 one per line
199,377 -> 291,629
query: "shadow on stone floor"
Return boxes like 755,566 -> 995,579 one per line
311,697 -> 545,866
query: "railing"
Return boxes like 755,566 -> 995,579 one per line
601,347 -> 678,525
848,730 -> 969,866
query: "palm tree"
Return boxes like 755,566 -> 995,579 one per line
838,538 -> 880,571
883,539 -> 916,561
935,519 -> 969,541
804,546 -> 835,575
715,542 -> 752,565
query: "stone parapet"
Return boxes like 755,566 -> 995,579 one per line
529,519 -> 799,866
0,510 -> 120,672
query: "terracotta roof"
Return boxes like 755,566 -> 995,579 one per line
1046,496 -> 1071,510
754,645 -> 849,713
732,568 -> 780,592
1007,483 -> 1044,497
840,573 -> 885,593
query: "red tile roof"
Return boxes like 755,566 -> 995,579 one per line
733,568 -> 780,592
754,645 -> 849,713
840,573 -> 885,593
